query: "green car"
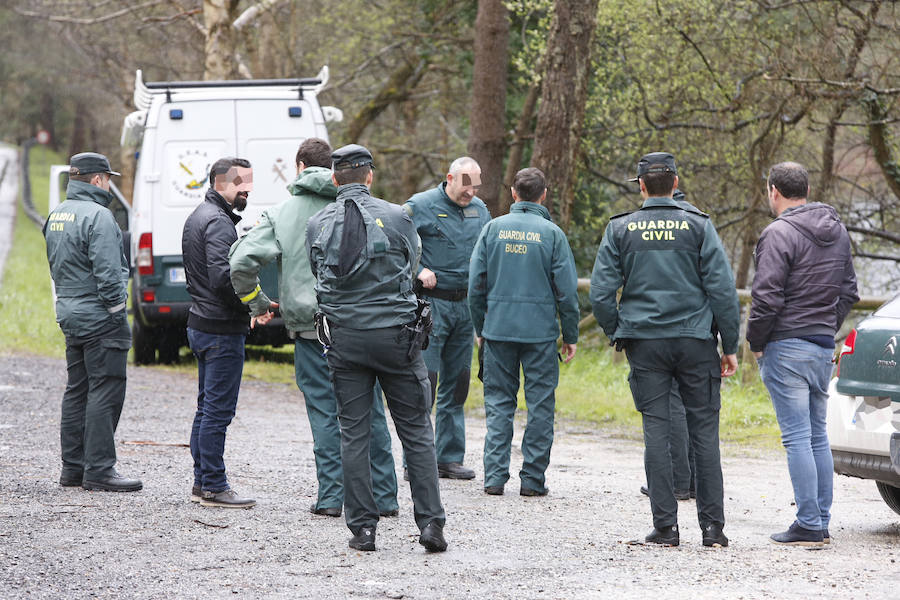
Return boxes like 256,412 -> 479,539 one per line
828,293 -> 900,515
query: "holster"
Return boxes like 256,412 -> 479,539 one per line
403,298 -> 433,361
314,312 -> 332,349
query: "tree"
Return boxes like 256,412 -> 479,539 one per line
529,0 -> 598,229
467,0 -> 510,216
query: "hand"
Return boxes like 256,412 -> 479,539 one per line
721,353 -> 738,377
476,336 -> 484,348
250,301 -> 279,329
561,343 -> 577,363
417,268 -> 437,289
753,351 -> 763,359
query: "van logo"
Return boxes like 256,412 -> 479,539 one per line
272,158 -> 288,183
877,336 -> 897,369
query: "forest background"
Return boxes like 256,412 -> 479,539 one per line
1,0 -> 898,291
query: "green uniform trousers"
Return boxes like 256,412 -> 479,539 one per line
60,316 -> 131,481
482,339 -> 558,493
422,296 -> 473,464
294,337 -> 398,513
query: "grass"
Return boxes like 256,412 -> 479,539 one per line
0,145 -> 780,446
0,145 -> 66,357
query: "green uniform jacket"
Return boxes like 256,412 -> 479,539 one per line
306,183 -> 421,329
43,179 -> 129,337
468,201 -> 579,344
403,183 -> 491,289
589,196 -> 740,354
229,167 -> 337,334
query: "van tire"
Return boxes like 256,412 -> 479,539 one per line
132,317 -> 158,365
876,481 -> 900,516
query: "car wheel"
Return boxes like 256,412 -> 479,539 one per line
132,316 -> 158,365
876,481 -> 900,516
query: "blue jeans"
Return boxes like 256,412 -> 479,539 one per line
188,328 -> 246,493
759,338 -> 834,530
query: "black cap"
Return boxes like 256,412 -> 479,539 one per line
331,144 -> 375,171
628,152 -> 676,182
69,152 -> 121,177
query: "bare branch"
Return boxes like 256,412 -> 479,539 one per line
233,0 -> 284,31
846,224 -> 900,245
13,1 -> 166,25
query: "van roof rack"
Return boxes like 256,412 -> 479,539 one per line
144,78 -> 321,89
133,67 -> 331,110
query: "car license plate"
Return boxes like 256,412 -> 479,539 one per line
168,267 -> 186,284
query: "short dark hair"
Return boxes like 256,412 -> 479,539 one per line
333,165 -> 371,186
210,157 -> 251,186
641,169 -> 676,196
513,167 -> 546,203
296,138 -> 332,169
767,162 -> 808,200
68,170 -> 96,184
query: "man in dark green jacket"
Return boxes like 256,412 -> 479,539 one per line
468,167 -> 579,497
590,152 -> 740,548
229,138 -> 398,518
44,152 -> 141,492
403,157 -> 491,480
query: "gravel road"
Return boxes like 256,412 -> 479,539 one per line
1,352 -> 899,599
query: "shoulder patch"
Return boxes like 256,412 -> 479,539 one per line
402,203 -> 413,217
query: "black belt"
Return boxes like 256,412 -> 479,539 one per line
425,288 -> 467,302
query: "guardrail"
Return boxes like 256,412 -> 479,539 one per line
574,278 -> 892,369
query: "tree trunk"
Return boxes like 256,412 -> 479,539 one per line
204,0 -> 240,80
68,100 -> 86,158
467,0 -> 510,217
530,0 -> 598,229
501,81 -> 541,215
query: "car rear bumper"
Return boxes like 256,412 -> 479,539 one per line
827,378 -> 900,484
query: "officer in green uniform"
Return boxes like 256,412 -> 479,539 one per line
44,152 -> 142,492
590,152 -> 740,548
403,157 -> 491,480
229,138 -> 398,518
468,167 -> 579,497
306,144 -> 446,553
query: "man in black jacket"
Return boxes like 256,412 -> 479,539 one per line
182,157 -> 255,508
748,161 -> 858,546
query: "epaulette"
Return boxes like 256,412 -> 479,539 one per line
682,206 -> 709,218
609,210 -> 634,220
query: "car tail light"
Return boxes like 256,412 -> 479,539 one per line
836,329 -> 857,377
137,232 -> 154,275
142,289 -> 155,303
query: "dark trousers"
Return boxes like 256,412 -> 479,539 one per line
61,316 -> 131,480
187,328 -> 246,493
326,324 -> 445,534
668,383 -> 695,492
293,337 -> 398,513
624,337 -> 724,530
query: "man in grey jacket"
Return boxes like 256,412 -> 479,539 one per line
44,152 -> 141,492
748,161 -> 858,546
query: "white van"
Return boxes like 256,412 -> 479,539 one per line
51,68 -> 342,363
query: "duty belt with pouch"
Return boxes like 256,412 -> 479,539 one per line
425,287 -> 467,302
